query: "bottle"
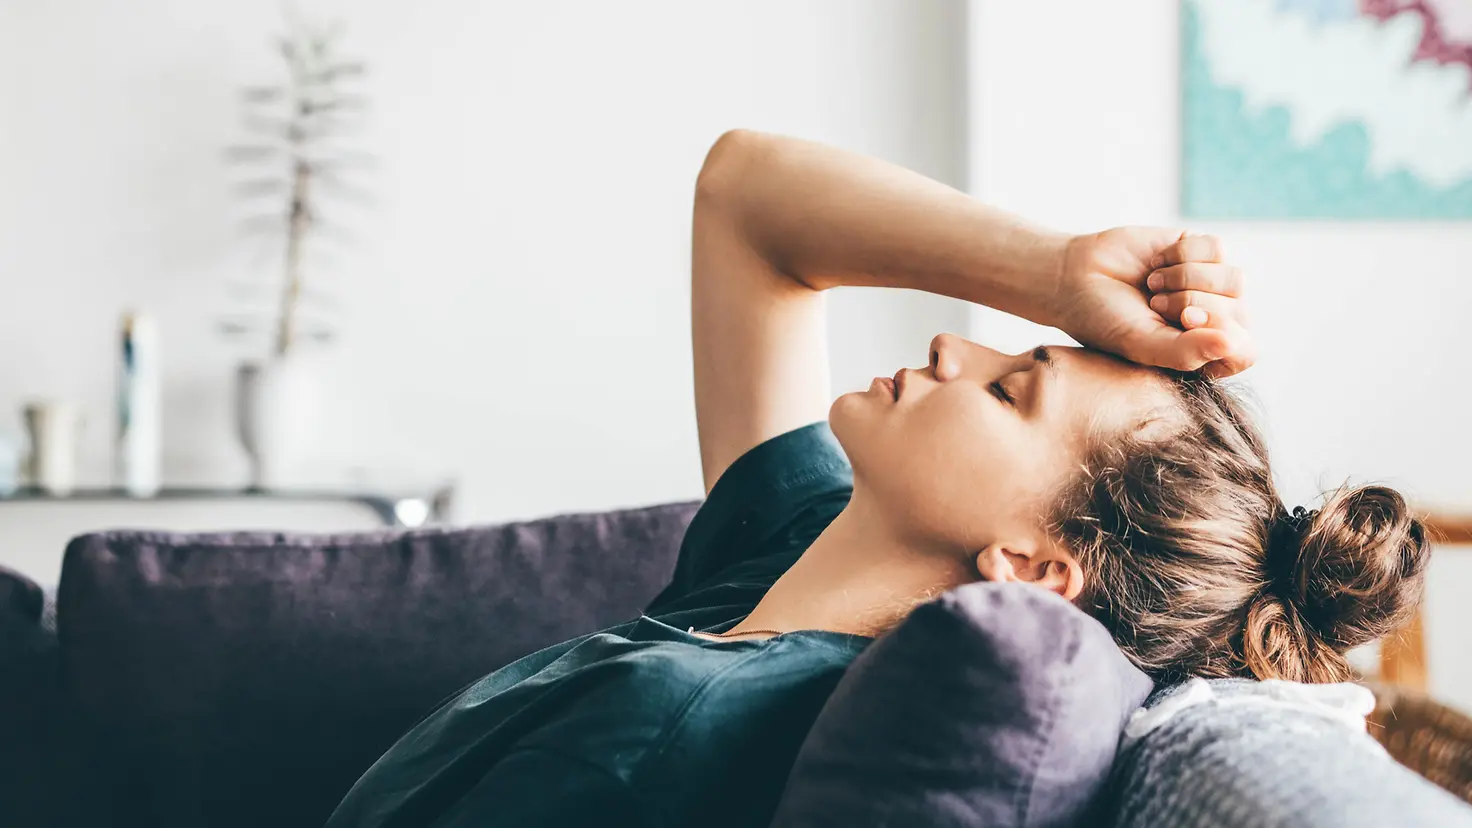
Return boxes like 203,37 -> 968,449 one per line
117,311 -> 161,497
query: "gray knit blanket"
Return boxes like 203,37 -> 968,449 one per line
1110,678 -> 1472,827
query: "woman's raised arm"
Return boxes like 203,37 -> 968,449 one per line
691,130 -> 1252,491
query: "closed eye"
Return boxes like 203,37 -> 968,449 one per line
989,380 -> 1015,406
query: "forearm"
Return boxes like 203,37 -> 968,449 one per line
696,130 -> 1070,325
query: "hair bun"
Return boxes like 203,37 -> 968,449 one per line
1279,485 -> 1430,649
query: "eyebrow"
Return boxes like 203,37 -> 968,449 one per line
1032,345 -> 1057,372
1019,345 -> 1056,416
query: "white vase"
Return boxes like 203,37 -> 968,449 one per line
236,356 -> 318,490
23,400 -> 83,496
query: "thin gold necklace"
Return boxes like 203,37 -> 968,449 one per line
689,626 -> 785,638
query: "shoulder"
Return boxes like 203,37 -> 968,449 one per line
649,424 -> 852,614
687,422 -> 852,546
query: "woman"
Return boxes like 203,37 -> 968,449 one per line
327,132 -> 1429,828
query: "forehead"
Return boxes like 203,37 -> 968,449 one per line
1051,347 -> 1179,437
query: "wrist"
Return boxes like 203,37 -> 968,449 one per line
1018,230 -> 1076,328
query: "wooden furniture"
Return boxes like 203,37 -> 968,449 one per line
1369,682 -> 1472,805
1378,512 -> 1472,691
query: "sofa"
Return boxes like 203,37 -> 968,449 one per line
2,502 -> 1469,828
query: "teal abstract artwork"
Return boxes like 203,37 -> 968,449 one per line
1182,0 -> 1472,219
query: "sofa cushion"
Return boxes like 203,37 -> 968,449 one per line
55,502 -> 697,828
0,565 -> 69,828
771,581 -> 1153,828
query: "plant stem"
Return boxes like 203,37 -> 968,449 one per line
276,159 -> 310,358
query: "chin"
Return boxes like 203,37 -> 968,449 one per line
827,392 -> 863,439
827,392 -> 873,465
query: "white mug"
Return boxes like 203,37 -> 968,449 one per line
23,400 -> 83,496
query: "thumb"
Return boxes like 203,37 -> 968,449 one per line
1129,325 -> 1230,372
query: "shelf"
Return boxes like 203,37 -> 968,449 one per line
1,485 -> 455,527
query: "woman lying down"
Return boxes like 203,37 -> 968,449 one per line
326,132 -> 1429,828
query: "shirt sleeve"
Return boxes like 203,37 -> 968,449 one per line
646,423 -> 852,616
431,748 -> 643,828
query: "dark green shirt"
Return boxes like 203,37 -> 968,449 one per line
327,423 -> 866,828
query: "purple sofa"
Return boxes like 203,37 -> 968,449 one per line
0,503 -> 699,828
5,503 -> 1469,828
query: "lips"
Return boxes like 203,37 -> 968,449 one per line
891,369 -> 905,401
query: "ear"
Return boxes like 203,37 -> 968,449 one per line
974,540 -> 1083,602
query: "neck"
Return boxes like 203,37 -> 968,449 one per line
731,489 -> 974,637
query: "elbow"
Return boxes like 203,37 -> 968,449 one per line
695,129 -> 761,206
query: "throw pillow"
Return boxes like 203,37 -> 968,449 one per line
770,581 -> 1153,828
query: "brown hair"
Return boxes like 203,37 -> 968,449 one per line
1052,373 -> 1432,684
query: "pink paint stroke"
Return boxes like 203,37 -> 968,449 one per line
1362,0 -> 1472,92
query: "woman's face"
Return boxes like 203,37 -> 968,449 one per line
829,333 -> 1176,557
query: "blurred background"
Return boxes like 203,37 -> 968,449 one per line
1,1 -> 1468,703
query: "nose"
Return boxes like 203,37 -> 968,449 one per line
930,333 -> 1005,383
929,333 -> 963,381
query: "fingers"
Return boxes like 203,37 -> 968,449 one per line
1146,262 -> 1245,297
1149,233 -> 1226,270
1131,322 -> 1257,376
1189,322 -> 1256,376
1144,292 -> 1256,376
1203,353 -> 1253,379
1131,326 -> 1225,372
1148,291 -> 1248,328
1199,324 -> 1258,378
1131,230 -> 1254,378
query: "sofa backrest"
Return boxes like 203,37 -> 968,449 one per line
53,502 -> 697,828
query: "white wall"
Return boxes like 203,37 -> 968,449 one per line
0,1 -> 969,526
9,0 -> 1462,703
967,0 -> 1472,708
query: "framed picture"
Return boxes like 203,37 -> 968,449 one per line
1182,0 -> 1472,219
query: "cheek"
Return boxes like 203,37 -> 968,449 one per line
875,389 -> 1030,541
922,393 -> 1015,487
889,387 -> 1084,549
839,386 -> 1071,546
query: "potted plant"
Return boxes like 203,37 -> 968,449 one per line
225,14 -> 368,490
